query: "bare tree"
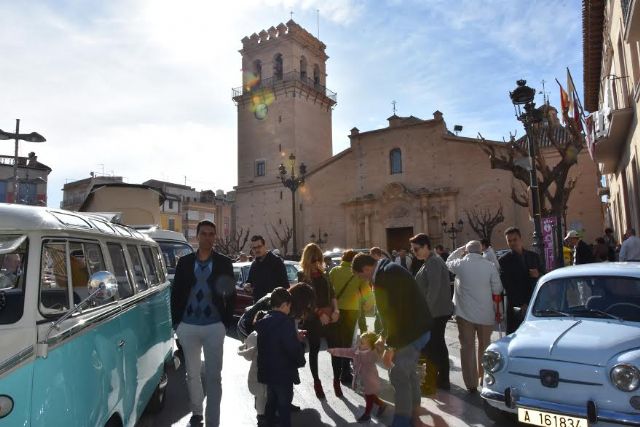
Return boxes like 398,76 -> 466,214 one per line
267,222 -> 293,255
215,227 -> 250,257
477,104 -> 583,223
465,205 -> 505,242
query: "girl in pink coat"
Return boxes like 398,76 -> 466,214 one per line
329,332 -> 388,422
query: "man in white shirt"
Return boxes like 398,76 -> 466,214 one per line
446,240 -> 503,393
620,228 -> 640,262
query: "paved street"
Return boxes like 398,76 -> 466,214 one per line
139,318 -> 512,427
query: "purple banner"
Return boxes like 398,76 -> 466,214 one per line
542,217 -> 557,270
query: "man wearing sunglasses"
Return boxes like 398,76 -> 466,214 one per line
246,235 -> 290,302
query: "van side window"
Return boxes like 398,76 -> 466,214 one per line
141,246 -> 160,286
107,243 -> 134,298
152,247 -> 167,283
69,241 -> 107,304
127,245 -> 148,292
40,242 -> 70,313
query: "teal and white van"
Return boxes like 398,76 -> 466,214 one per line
0,204 -> 177,426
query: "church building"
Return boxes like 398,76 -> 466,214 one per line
232,20 -> 602,254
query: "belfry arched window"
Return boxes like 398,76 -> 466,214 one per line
313,64 -> 320,86
300,56 -> 307,80
390,148 -> 402,174
274,53 -> 283,81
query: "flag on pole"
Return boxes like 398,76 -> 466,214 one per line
567,68 -> 585,132
556,79 -> 570,124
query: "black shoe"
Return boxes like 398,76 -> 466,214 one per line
357,413 -> 371,423
290,403 -> 301,412
467,387 -> 478,394
189,414 -> 203,426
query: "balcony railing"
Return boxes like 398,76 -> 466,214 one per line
232,71 -> 337,103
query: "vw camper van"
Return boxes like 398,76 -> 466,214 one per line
0,204 -> 176,426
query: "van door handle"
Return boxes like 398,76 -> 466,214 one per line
118,339 -> 126,348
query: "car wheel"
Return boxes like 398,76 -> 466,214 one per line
146,371 -> 168,413
483,399 -> 513,424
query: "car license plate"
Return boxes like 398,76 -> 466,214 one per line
518,407 -> 588,427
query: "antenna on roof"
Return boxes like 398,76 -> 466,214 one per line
290,10 -> 294,20
392,100 -> 397,115
453,125 -> 463,136
317,9 -> 320,39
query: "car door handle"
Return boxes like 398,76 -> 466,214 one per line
118,339 -> 126,348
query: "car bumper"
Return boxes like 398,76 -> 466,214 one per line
481,388 -> 640,426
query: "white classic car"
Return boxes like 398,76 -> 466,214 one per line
481,263 -> 640,427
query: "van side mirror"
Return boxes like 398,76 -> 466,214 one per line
87,271 -> 118,304
37,271 -> 119,359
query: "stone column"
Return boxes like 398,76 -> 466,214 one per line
364,213 -> 371,247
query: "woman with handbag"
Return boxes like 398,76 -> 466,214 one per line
299,243 -> 340,399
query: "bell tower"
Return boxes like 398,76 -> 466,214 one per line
232,20 -> 337,248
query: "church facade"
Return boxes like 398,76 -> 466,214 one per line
233,20 -> 603,254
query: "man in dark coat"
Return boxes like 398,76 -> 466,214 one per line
246,235 -> 290,302
352,254 -> 432,427
256,288 -> 306,427
499,227 -> 544,334
171,220 -> 236,427
565,229 -> 594,265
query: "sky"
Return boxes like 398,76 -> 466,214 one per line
0,0 -> 584,209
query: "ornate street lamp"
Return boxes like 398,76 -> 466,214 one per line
509,80 -> 545,267
442,219 -> 464,248
0,119 -> 46,204
310,228 -> 328,245
279,153 -> 306,256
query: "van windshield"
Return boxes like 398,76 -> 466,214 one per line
0,235 -> 28,325
158,241 -> 193,277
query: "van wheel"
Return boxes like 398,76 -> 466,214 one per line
147,372 -> 168,413
483,400 -> 512,424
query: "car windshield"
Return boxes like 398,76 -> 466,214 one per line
0,235 -> 28,325
532,276 -> 640,322
158,241 -> 193,276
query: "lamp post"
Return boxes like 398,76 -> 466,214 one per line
509,80 -> 545,266
310,228 -> 328,245
441,219 -> 464,248
0,119 -> 46,204
279,153 -> 306,256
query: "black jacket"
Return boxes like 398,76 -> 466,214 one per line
574,240 -> 595,265
237,294 -> 271,340
171,251 -> 236,328
247,251 -> 289,302
256,311 -> 306,385
373,258 -> 432,348
499,249 -> 544,308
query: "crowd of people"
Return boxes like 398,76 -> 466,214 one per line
170,219 -> 638,427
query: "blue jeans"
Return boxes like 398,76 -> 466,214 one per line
265,383 -> 293,427
390,332 -> 431,427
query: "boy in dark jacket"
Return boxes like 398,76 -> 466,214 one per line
256,288 -> 306,427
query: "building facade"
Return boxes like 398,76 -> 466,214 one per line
61,174 -> 124,211
584,0 -> 640,240
234,21 -> 603,255
0,152 -> 51,205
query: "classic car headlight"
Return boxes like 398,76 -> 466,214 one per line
610,364 -> 640,392
0,395 -> 13,418
482,350 -> 503,373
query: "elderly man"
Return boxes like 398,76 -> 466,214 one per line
0,254 -> 21,289
352,253 -> 432,427
565,230 -> 594,265
446,240 -> 503,393
620,228 -> 640,262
